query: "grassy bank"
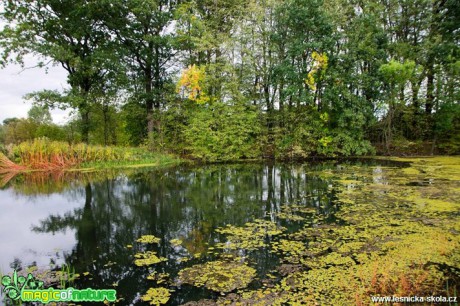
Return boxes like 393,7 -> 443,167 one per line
0,138 -> 181,172
77,154 -> 180,170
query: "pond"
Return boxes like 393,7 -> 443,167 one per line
0,158 -> 459,305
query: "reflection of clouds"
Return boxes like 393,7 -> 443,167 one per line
0,189 -> 80,271
0,165 -> 336,283
373,166 -> 385,184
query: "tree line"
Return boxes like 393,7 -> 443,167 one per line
1,0 -> 459,160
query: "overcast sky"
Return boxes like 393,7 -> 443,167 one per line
0,55 -> 71,124
0,12 -> 71,125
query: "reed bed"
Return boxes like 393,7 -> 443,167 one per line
1,138 -> 169,171
0,152 -> 27,172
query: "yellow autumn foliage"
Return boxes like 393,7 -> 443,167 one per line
306,51 -> 329,91
177,64 -> 209,104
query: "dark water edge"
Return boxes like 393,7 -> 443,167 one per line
0,159 -> 410,305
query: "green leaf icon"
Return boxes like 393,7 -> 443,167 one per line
1,276 -> 11,286
18,276 -> 26,284
8,288 -> 19,300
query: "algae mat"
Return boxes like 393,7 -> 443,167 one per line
176,157 -> 460,305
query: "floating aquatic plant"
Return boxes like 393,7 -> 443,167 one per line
137,235 -> 161,244
170,238 -> 183,247
271,239 -> 307,264
215,219 -> 285,251
209,157 -> 460,305
134,251 -> 167,266
141,287 -> 171,305
147,272 -> 169,284
178,260 -> 256,293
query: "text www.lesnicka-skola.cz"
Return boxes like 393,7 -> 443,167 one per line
371,295 -> 457,303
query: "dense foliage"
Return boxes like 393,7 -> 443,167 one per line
0,0 -> 458,160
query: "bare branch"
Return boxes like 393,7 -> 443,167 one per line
16,59 -> 54,74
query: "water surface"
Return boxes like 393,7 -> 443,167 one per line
0,160 -> 418,305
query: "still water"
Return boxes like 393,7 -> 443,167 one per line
0,161 -> 403,305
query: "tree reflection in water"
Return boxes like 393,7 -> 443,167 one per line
13,163 -> 343,304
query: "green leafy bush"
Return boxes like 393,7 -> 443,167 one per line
183,102 -> 262,162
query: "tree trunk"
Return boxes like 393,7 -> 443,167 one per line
79,83 -> 92,144
80,107 -> 90,144
145,68 -> 154,135
426,66 -> 434,114
102,102 -> 109,146
153,45 -> 162,137
411,79 -> 422,139
279,81 -> 285,128
425,0 -> 444,114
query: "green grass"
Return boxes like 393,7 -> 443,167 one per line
78,153 -> 181,170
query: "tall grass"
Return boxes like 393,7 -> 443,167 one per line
58,264 -> 77,289
0,138 -> 176,171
